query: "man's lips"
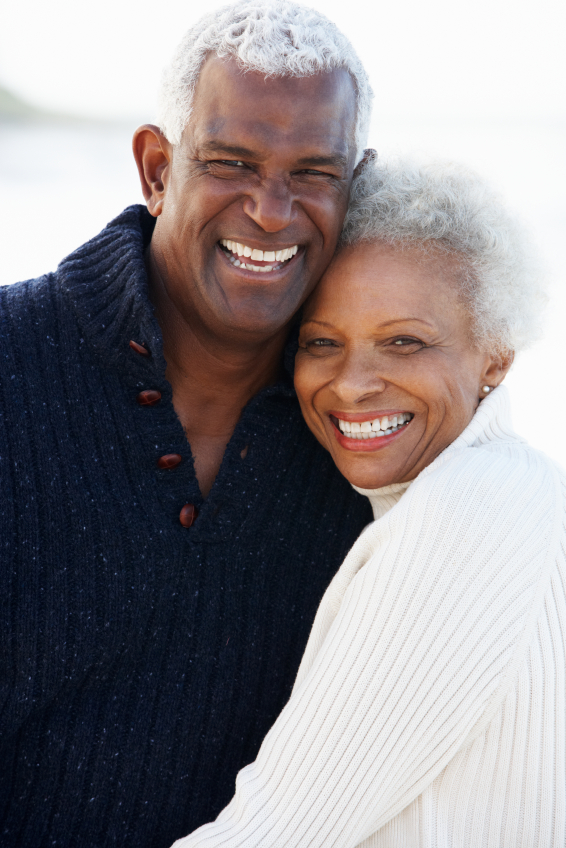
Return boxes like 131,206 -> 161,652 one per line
220,238 -> 299,264
217,240 -> 301,275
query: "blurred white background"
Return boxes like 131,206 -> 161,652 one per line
0,0 -> 565,462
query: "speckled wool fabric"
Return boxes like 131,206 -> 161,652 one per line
0,205 -> 372,848
174,387 -> 566,848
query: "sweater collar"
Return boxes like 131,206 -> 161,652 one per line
57,204 -> 296,395
354,386 -> 520,520
58,205 -> 164,377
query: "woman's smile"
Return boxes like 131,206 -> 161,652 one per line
329,411 -> 414,451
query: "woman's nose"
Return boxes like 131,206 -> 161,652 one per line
242,177 -> 294,233
329,354 -> 387,405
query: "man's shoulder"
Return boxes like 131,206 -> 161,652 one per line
0,273 -> 62,353
0,205 -> 155,368
1,271 -> 56,303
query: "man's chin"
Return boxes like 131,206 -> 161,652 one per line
218,299 -> 301,339
210,275 -> 310,339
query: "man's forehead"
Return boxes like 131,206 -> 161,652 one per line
196,52 -> 354,89
188,54 -> 357,163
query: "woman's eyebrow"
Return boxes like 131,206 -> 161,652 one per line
376,317 -> 437,330
302,317 -> 437,331
301,319 -> 337,330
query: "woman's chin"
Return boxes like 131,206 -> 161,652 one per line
319,416 -> 423,490
332,455 -> 405,491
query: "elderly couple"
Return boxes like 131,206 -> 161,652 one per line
1,2 -> 564,847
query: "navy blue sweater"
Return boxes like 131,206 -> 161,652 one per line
0,206 -> 372,848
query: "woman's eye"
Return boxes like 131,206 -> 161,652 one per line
303,337 -> 337,350
392,337 -> 423,347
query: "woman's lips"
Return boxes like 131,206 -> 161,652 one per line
329,412 -> 413,452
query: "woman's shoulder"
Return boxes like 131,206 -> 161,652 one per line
344,433 -> 561,603
346,436 -> 561,659
407,436 -> 560,526
408,387 -> 560,503
381,435 -> 564,587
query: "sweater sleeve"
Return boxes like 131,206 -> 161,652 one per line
173,445 -> 559,848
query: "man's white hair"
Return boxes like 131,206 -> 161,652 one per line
340,158 -> 547,354
157,0 -> 372,164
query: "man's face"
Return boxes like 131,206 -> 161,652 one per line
149,55 -> 358,340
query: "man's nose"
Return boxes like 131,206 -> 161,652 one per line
242,177 -> 294,232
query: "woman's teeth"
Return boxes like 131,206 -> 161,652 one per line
337,413 -> 413,439
219,239 -> 298,273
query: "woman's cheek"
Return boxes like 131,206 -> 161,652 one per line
294,354 -> 322,406
294,363 -> 326,442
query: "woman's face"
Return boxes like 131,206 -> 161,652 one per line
295,242 -> 509,490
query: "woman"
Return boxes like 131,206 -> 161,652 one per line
174,161 -> 563,847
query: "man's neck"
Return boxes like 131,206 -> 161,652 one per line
148,255 -> 290,497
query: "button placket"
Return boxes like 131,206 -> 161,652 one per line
130,338 -> 198,527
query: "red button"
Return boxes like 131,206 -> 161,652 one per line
179,503 -> 198,527
129,340 -> 150,356
157,454 -> 182,469
137,390 -> 162,406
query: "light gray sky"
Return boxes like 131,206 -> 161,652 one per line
1,0 -> 564,130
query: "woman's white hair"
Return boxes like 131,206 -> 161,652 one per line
157,0 -> 372,164
341,158 -> 547,354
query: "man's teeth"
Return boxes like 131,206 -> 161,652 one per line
337,413 -> 413,439
220,239 -> 298,272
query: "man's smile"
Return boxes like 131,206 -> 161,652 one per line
218,238 -> 300,274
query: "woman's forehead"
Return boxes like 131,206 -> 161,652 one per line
306,242 -> 464,316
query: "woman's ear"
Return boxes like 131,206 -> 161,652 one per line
481,350 -> 515,391
132,125 -> 173,217
353,148 -> 377,178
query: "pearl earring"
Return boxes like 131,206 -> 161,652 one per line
482,386 -> 491,393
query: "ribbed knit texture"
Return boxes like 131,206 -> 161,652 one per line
0,205 -> 372,848
175,387 -> 566,848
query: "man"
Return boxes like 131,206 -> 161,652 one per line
0,2 -> 373,846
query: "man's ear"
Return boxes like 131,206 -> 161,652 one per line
132,125 -> 173,217
353,148 -> 377,179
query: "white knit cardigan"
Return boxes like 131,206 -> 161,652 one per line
174,387 -> 566,848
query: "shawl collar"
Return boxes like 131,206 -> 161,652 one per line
56,204 -> 296,396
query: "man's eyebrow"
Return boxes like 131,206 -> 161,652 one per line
295,153 -> 349,170
199,141 -> 348,170
200,140 -> 264,159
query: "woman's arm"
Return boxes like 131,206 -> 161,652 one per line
174,446 -> 559,848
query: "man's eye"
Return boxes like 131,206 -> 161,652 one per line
219,160 -> 245,167
299,169 -> 330,177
